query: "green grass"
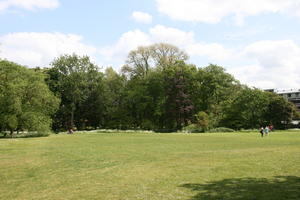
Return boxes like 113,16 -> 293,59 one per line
0,131 -> 299,200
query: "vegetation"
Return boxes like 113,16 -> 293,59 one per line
0,60 -> 59,137
0,131 -> 299,200
1,43 -> 298,134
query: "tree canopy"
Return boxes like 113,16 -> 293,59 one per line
0,60 -> 59,136
1,43 -> 298,134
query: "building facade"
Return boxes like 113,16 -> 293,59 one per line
276,89 -> 300,111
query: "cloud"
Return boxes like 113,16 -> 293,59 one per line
229,40 -> 300,89
0,32 -> 97,67
100,26 -> 300,89
156,0 -> 300,24
187,43 -> 234,60
1,29 -> 299,89
0,0 -> 60,12
99,25 -> 232,67
149,25 -> 194,46
132,11 -> 153,24
99,30 -> 151,65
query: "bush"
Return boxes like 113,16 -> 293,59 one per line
240,129 -> 259,132
153,129 -> 177,133
183,124 -> 204,133
0,131 -> 50,138
19,132 -> 50,138
208,127 -> 235,133
140,120 -> 155,130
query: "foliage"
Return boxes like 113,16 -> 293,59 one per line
1,43 -> 297,132
220,88 -> 296,130
183,123 -> 204,133
0,60 -> 59,135
0,131 -> 50,138
194,111 -> 210,131
208,127 -> 235,133
220,88 -> 269,129
265,92 -> 297,129
47,54 -> 104,130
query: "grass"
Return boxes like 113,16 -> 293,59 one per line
0,131 -> 299,200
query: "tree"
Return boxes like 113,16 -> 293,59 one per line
0,60 -> 59,136
123,46 -> 152,78
48,54 -> 101,130
195,111 -> 210,131
220,88 -> 269,129
163,61 -> 194,130
121,43 -> 191,131
122,43 -> 189,78
150,43 -> 189,68
102,67 -> 128,129
265,92 -> 297,129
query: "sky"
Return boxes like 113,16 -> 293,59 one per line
1,0 -> 300,89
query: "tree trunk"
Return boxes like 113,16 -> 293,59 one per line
10,129 -> 13,138
70,103 -> 75,129
70,109 -> 74,129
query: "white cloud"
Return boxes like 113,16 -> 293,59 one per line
187,43 -> 234,60
229,40 -> 300,89
0,32 -> 97,67
0,0 -> 59,12
156,0 -> 300,24
2,29 -> 299,89
149,25 -> 194,46
98,25 -> 232,68
132,11 -> 153,24
99,30 -> 151,64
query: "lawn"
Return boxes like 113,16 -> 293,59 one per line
0,131 -> 299,200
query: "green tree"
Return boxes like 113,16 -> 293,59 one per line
48,54 -> 101,130
195,111 -> 210,131
0,60 -> 59,136
265,92 -> 296,129
220,88 -> 269,129
102,67 -> 128,129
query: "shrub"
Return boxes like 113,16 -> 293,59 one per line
1,131 -> 50,138
208,127 -> 235,133
183,124 -> 204,133
240,129 -> 259,132
140,120 -> 155,130
195,111 -> 209,131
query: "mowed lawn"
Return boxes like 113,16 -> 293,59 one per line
0,131 -> 299,200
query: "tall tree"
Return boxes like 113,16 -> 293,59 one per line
0,60 -> 59,135
102,67 -> 128,129
220,88 -> 269,129
150,43 -> 189,68
265,92 -> 297,129
47,54 -> 100,130
163,61 -> 194,130
123,46 -> 152,78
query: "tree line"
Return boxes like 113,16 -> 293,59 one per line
0,43 -> 298,135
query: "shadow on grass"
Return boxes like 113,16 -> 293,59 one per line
180,176 -> 300,200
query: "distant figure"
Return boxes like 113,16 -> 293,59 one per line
264,126 -> 269,136
68,128 -> 74,134
260,127 -> 264,137
269,125 -> 274,132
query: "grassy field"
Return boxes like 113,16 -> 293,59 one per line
0,131 -> 299,200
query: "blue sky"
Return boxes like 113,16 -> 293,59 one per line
1,0 -> 300,89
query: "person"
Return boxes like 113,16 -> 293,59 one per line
269,125 -> 274,132
68,128 -> 74,134
260,127 -> 264,137
265,126 -> 269,136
